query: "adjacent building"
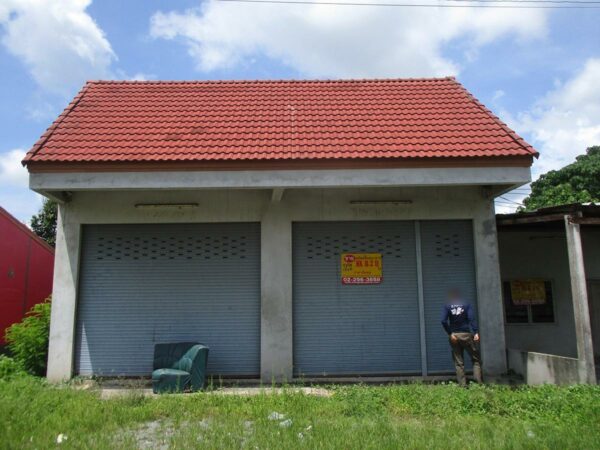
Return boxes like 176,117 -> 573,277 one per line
0,206 -> 54,347
498,204 -> 599,384
23,78 -> 538,382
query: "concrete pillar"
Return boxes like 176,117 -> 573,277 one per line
46,203 -> 80,382
260,204 -> 293,382
564,215 -> 596,384
473,199 -> 507,377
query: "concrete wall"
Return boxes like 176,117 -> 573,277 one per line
507,348 -> 580,385
46,185 -> 507,382
499,228 -> 600,359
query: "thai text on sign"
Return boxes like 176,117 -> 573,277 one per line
341,253 -> 382,284
510,279 -> 547,305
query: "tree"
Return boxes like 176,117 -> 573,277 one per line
30,199 -> 57,247
521,146 -> 600,211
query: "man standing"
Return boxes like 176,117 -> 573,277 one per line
440,288 -> 482,386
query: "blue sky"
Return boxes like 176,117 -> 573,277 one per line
1,0 -> 599,221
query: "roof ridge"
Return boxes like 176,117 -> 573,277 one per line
87,77 -> 456,85
22,82 -> 94,164
449,78 -> 538,158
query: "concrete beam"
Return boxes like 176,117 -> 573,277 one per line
33,189 -> 72,204
46,203 -> 80,382
564,215 -> 596,384
30,167 -> 531,192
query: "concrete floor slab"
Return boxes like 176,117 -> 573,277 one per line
99,386 -> 332,400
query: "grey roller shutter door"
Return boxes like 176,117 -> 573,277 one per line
75,223 -> 260,377
420,220 -> 477,373
293,221 -> 421,376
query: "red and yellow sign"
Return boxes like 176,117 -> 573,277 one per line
510,279 -> 547,305
341,253 -> 382,285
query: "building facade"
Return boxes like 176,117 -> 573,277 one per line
23,79 -> 537,382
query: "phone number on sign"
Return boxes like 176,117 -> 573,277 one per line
342,276 -> 382,285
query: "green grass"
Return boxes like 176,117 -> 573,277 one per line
1,377 -> 599,449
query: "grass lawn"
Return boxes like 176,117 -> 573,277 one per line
0,377 -> 599,449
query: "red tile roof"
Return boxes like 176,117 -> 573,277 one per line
23,78 -> 536,168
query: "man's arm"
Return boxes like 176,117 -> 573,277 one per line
467,304 -> 479,336
440,305 -> 451,335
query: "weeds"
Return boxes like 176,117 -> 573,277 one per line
0,377 -> 598,449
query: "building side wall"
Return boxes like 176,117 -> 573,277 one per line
26,239 -> 55,310
0,213 -> 54,346
47,186 -> 507,381
0,214 -> 29,345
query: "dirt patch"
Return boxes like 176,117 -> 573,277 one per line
114,419 -> 213,449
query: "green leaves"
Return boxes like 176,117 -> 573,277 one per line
30,199 -> 57,247
5,298 -> 51,377
0,355 -> 25,380
522,145 -> 600,211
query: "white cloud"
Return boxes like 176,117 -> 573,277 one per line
0,149 -> 29,188
515,58 -> 600,177
492,90 -> 505,103
493,59 -> 600,213
149,2 -> 546,78
0,0 -> 115,94
128,72 -> 155,81
0,149 -> 41,222
113,70 -> 157,82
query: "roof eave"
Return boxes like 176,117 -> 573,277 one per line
24,155 -> 535,173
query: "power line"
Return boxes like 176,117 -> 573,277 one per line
447,0 -> 600,3
498,196 -> 524,206
217,0 -> 600,8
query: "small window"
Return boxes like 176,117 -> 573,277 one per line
503,281 -> 555,324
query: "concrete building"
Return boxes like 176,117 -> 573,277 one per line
23,78 -> 537,383
498,204 -> 599,384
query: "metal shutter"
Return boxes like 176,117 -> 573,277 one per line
293,221 -> 421,376
420,220 -> 477,373
75,223 -> 260,377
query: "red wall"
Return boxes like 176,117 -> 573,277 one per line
0,208 -> 54,345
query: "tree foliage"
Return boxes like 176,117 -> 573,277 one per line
30,199 -> 57,247
522,146 -> 600,211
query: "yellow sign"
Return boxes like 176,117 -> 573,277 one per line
510,279 -> 546,305
341,253 -> 382,285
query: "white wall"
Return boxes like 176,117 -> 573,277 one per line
499,228 -> 600,359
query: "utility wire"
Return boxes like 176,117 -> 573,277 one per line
217,0 -> 600,8
499,196 -> 524,206
495,202 -> 521,207
446,0 -> 600,3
